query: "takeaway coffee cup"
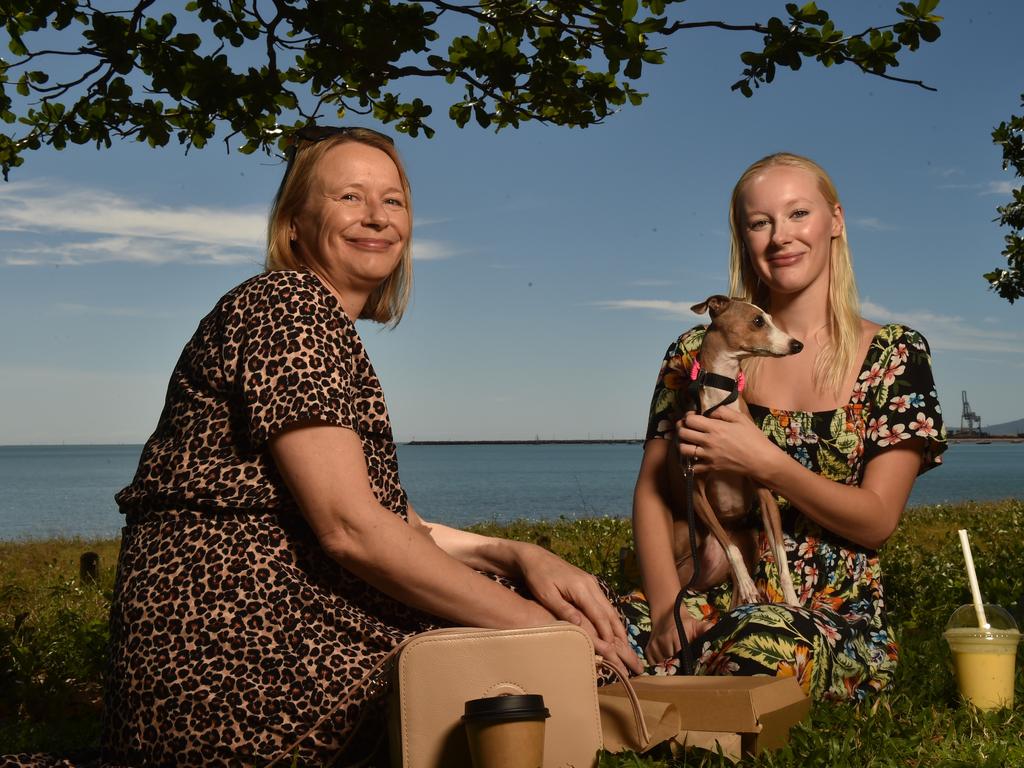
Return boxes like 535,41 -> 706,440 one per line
943,604 -> 1022,711
462,694 -> 550,768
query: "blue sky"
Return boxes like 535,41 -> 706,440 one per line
2,1 -> 1023,445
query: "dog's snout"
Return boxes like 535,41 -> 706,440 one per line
789,340 -> 803,354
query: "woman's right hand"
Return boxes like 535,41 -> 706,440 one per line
645,607 -> 711,666
514,543 -> 643,676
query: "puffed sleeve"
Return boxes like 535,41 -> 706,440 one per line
225,274 -> 360,449
645,326 -> 706,441
861,325 -> 947,473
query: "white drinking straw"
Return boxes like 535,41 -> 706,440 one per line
957,529 -> 990,629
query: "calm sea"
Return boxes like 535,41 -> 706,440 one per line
0,442 -> 1021,541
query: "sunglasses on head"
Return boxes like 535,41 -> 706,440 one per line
286,125 -> 394,155
279,126 -> 396,189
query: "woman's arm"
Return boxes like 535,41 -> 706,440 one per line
404,504 -> 518,577
407,506 -> 632,655
272,424 -> 640,672
678,407 -> 923,549
272,423 -> 552,627
632,440 -> 683,621
633,438 -> 713,662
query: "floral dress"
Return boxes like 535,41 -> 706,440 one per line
621,323 -> 947,701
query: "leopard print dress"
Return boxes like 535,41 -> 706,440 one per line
102,270 -> 443,767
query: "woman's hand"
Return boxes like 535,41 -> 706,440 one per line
645,608 -> 711,666
676,407 -> 782,481
677,406 -> 923,549
515,543 -> 643,675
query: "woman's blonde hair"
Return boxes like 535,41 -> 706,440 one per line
727,152 -> 860,398
266,127 -> 413,326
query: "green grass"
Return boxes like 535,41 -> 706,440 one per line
2,501 -> 1023,766
0,537 -> 119,754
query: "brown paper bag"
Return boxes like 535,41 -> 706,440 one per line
598,676 -> 810,760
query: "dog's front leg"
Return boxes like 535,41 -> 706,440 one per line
757,487 -> 800,607
693,481 -> 760,607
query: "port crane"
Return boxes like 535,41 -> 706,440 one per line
960,390 -> 982,435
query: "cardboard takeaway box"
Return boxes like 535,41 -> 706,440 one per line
599,676 -> 811,761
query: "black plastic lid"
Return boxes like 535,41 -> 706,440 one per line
462,694 -> 550,723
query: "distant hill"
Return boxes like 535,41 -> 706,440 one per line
985,417 -> 1024,435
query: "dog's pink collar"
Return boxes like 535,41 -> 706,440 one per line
690,360 -> 745,392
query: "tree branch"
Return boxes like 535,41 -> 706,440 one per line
856,66 -> 938,92
665,20 -> 768,34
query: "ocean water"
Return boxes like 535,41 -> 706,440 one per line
0,442 -> 1022,541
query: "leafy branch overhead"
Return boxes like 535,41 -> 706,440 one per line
985,93 -> 1024,304
0,0 -> 943,178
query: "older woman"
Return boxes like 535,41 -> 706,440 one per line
102,127 -> 640,767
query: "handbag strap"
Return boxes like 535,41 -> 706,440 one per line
597,657 -> 653,748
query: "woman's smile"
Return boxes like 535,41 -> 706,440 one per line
345,236 -> 398,250
766,251 -> 803,267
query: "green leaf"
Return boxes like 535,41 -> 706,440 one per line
0,0 -> 945,177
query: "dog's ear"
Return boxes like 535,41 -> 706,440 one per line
691,294 -> 731,318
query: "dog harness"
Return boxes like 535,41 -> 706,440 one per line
687,360 -> 745,417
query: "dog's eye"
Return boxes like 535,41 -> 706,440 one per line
753,316 -> 765,328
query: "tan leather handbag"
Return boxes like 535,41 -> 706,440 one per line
267,622 -> 650,768
388,624 -> 616,768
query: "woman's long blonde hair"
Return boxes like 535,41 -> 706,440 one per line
266,128 -> 413,326
727,152 -> 860,398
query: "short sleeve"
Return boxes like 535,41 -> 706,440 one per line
228,275 -> 359,448
861,326 -> 947,473
645,327 -> 706,440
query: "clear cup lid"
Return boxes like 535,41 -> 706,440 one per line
945,604 -> 1019,632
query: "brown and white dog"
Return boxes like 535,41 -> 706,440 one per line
670,295 -> 803,608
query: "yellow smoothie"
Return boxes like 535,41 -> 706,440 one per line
943,627 -> 1020,710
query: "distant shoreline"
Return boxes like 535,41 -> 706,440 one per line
405,436 -> 1024,446
947,436 -> 1024,443
405,439 -> 644,446
2,436 -> 1022,449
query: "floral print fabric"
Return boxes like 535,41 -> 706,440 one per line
623,323 -> 947,700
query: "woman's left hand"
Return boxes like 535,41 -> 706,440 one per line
676,407 -> 780,480
515,543 -> 643,675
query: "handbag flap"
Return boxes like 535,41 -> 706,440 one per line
390,624 -> 601,768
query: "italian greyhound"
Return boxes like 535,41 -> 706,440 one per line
670,295 -> 803,608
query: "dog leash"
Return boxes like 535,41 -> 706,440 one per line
673,357 -> 745,675
673,455 -> 700,676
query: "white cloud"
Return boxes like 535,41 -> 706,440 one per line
595,299 -> 701,319
631,279 -> 674,287
0,181 -> 464,266
411,239 -> 459,261
982,180 -> 1014,196
938,180 -> 1016,196
861,299 -> 1024,356
0,181 -> 264,245
852,217 -> 897,232
0,180 -> 265,265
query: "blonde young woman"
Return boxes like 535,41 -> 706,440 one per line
102,127 -> 639,768
625,153 -> 946,700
